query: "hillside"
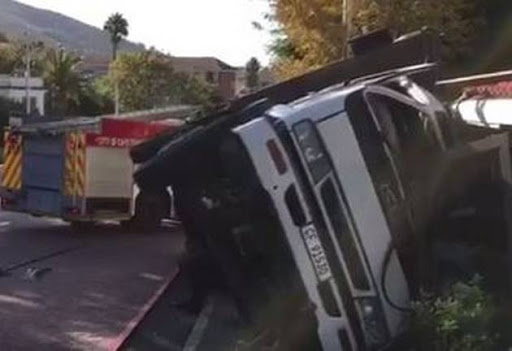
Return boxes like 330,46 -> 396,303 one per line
0,0 -> 144,58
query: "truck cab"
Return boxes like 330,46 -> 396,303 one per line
219,73 -> 448,350
131,70 -> 452,350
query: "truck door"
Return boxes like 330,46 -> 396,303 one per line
23,135 -> 66,215
362,84 -> 445,284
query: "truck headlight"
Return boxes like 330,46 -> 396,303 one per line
356,297 -> 389,348
293,121 -> 331,184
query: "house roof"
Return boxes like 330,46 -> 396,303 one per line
170,57 -> 236,73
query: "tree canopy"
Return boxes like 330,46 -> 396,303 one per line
269,0 -> 346,79
110,50 -> 220,113
42,48 -> 82,116
110,50 -> 175,111
0,40 -> 45,75
353,0 -> 484,63
103,13 -> 129,60
268,0 -> 485,80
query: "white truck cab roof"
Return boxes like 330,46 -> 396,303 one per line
267,83 -> 363,127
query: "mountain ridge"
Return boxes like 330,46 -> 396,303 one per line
0,0 -> 145,58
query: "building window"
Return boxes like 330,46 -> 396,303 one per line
206,71 -> 215,83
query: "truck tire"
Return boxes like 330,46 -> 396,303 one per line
133,191 -> 170,231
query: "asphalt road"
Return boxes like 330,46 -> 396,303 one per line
0,211 -> 184,351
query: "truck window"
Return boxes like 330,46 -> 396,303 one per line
320,178 -> 370,291
345,92 -> 402,198
345,92 -> 415,283
367,94 -> 441,181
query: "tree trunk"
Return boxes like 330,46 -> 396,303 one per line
112,42 -> 118,61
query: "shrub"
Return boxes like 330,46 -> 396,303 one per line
411,276 -> 498,351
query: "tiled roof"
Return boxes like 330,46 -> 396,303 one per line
170,57 -> 236,73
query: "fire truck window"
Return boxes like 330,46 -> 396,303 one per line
320,178 -> 370,291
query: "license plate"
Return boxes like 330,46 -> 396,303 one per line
301,224 -> 332,282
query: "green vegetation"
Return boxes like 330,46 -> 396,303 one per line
109,50 -> 175,111
0,27 -> 220,118
410,276 -> 506,351
0,38 -> 45,75
42,48 -> 82,116
265,0 -> 511,79
110,50 -> 220,113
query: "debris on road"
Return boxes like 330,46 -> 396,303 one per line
24,267 -> 52,280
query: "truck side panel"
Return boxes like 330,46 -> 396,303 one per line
85,147 -> 133,199
22,136 -> 65,215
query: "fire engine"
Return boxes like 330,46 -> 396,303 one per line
0,109 -> 188,230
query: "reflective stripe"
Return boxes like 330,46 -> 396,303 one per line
64,132 -> 76,195
2,132 -> 22,190
74,133 -> 86,196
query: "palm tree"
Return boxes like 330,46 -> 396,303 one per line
103,13 -> 129,60
103,13 -> 128,115
42,48 -> 82,116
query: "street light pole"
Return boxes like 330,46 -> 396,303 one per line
115,82 -> 119,115
24,31 -> 31,116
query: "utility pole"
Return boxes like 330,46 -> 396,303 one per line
342,0 -> 352,58
115,83 -> 120,115
24,30 -> 31,116
113,49 -> 119,115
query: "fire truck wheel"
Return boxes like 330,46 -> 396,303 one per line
134,191 -> 169,231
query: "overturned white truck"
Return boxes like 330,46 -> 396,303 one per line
132,30 -> 512,350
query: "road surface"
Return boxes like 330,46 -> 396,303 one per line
0,211 -> 184,351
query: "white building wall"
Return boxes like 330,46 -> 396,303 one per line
0,75 -> 46,115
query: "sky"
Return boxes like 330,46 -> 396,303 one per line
17,0 -> 272,66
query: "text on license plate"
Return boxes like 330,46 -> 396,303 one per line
301,224 -> 332,282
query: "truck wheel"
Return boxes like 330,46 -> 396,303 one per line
71,221 -> 94,233
134,191 -> 169,231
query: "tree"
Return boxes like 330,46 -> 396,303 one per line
110,50 -> 175,112
110,50 -> 221,113
353,0 -> 485,64
75,78 -> 115,116
268,0 -> 347,79
170,73 -> 221,113
245,57 -> 261,92
0,45 -> 19,74
267,0 -> 484,80
0,40 -> 46,75
103,13 -> 129,60
42,48 -> 82,116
